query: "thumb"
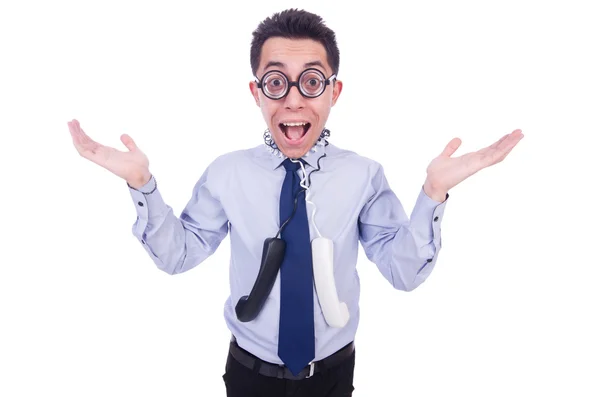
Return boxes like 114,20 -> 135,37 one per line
120,134 -> 138,152
440,137 -> 461,158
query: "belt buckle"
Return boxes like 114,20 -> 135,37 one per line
306,362 -> 315,378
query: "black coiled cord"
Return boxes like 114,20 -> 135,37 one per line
275,145 -> 327,238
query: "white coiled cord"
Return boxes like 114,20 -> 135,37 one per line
291,158 -> 321,238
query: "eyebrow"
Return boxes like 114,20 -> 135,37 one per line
261,60 -> 327,73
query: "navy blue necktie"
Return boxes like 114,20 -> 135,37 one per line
278,158 -> 315,375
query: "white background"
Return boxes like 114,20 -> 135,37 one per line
1,0 -> 598,396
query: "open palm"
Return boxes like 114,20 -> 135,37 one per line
68,119 -> 151,186
426,129 -> 524,192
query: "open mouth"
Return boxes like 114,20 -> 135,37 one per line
279,121 -> 311,142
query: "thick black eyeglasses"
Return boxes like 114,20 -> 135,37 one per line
256,68 -> 337,100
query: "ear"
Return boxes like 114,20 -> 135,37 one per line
249,81 -> 261,107
331,80 -> 343,107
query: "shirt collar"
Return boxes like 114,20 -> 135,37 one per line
264,129 -> 330,170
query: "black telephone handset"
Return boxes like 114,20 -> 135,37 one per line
235,237 -> 286,322
235,151 -> 331,324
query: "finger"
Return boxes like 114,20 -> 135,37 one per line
497,129 -> 523,152
489,134 -> 509,150
68,120 -> 86,147
68,120 -> 76,138
69,120 -> 102,161
74,120 -> 93,145
490,132 -> 524,164
440,137 -> 461,157
485,129 -> 522,152
69,120 -> 84,141
120,134 -> 138,152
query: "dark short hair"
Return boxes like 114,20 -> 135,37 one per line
250,8 -> 340,77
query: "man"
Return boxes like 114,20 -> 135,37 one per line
68,8 -> 523,397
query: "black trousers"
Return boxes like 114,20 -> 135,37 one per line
222,344 -> 356,397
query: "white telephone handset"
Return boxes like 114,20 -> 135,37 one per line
292,158 -> 350,328
312,236 -> 349,328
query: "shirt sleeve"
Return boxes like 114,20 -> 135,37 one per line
358,162 -> 448,291
128,165 -> 229,275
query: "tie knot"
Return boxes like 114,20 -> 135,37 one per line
282,158 -> 301,172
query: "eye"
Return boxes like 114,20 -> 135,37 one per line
266,78 -> 286,92
264,75 -> 287,95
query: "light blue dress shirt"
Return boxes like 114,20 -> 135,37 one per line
128,140 -> 448,364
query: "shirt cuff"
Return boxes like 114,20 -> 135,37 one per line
409,186 -> 449,242
128,175 -> 157,194
128,175 -> 169,239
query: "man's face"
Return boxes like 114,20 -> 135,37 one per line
250,37 -> 342,159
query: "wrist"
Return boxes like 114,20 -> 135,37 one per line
423,179 -> 447,202
127,171 -> 152,190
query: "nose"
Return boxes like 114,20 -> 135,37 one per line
283,84 -> 305,110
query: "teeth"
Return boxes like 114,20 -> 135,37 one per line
282,122 -> 308,126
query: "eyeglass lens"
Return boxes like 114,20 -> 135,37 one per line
262,70 -> 327,99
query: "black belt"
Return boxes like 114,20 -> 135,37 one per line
228,339 -> 355,380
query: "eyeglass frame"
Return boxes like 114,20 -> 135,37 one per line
255,68 -> 337,100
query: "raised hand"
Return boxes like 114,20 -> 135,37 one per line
68,119 -> 152,188
423,129 -> 524,201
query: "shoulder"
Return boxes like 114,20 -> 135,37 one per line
205,145 -> 265,172
190,146 -> 264,198
198,145 -> 273,187
325,143 -> 384,175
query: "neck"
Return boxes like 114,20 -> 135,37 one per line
264,128 -> 331,159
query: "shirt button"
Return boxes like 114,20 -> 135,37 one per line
138,201 -> 144,206
433,216 -> 439,221
427,258 -> 432,262
141,240 -> 146,244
